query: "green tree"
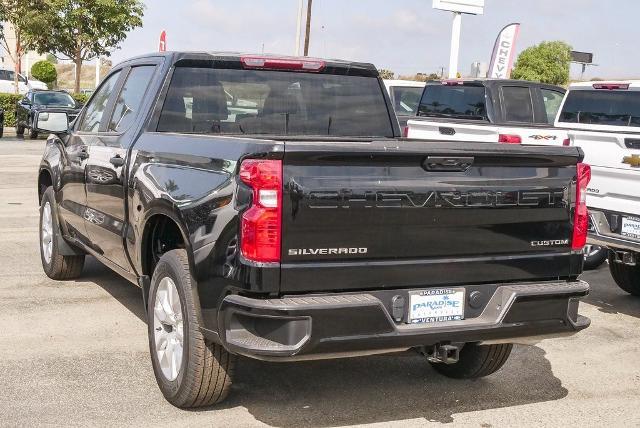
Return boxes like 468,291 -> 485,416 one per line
31,61 -> 57,88
511,41 -> 572,86
21,0 -> 144,93
378,69 -> 395,80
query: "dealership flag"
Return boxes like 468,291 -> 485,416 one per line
488,23 -> 520,78
158,30 -> 167,52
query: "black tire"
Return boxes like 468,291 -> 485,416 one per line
583,245 -> 608,270
430,343 -> 513,379
608,251 -> 640,296
0,123 -> 3,138
39,187 -> 85,280
29,130 -> 39,139
148,249 -> 236,408
16,124 -> 24,136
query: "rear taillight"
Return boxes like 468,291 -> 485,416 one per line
593,83 -> 629,90
562,138 -> 571,146
240,56 -> 325,72
498,134 -> 522,144
402,126 -> 409,137
239,159 -> 282,263
572,163 -> 591,250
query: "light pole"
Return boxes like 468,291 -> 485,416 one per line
294,0 -> 304,56
448,12 -> 461,78
303,0 -> 313,56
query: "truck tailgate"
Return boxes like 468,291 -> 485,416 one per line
280,140 -> 583,293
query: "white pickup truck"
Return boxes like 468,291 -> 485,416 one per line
407,79 -> 568,146
556,81 -> 640,294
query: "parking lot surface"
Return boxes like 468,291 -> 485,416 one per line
1,135 -> 639,427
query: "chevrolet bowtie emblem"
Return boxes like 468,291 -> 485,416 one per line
623,154 -> 640,167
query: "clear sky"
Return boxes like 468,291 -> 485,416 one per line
111,0 -> 638,80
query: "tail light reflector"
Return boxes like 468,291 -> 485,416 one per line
562,138 -> 571,146
402,126 -> 409,137
498,134 -> 522,144
239,159 -> 282,263
572,163 -> 591,250
240,56 -> 325,72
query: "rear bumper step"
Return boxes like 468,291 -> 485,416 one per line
217,280 -> 590,361
588,209 -> 640,252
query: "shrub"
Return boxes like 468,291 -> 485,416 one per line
0,93 -> 23,127
31,61 -> 58,88
71,93 -> 89,105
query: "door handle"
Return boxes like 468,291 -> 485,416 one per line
423,156 -> 474,172
109,155 -> 125,167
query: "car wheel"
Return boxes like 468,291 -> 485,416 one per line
148,249 -> 236,408
608,251 -> 640,296
429,343 -> 512,379
583,245 -> 607,270
0,122 -> 3,138
29,130 -> 39,139
39,187 -> 85,279
16,124 -> 24,136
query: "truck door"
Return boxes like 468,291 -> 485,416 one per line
83,65 -> 157,272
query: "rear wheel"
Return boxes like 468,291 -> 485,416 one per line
148,249 -> 236,408
39,187 -> 85,279
583,245 -> 607,270
429,343 -> 513,379
608,251 -> 640,296
29,130 -> 39,139
16,124 -> 24,136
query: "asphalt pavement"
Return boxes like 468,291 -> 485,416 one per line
1,134 -> 639,427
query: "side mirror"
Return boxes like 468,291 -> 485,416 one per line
36,112 -> 70,134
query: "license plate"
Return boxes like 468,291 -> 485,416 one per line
621,217 -> 640,240
408,288 -> 465,324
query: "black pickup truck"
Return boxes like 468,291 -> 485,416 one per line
37,52 -> 590,408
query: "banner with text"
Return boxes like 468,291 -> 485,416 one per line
488,23 -> 520,78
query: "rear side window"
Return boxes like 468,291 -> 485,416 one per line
390,86 -> 423,115
559,90 -> 640,127
417,84 -> 487,120
108,66 -> 155,132
157,67 -> 393,137
541,89 -> 565,124
502,86 -> 534,123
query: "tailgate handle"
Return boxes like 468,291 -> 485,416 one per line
424,156 -> 474,172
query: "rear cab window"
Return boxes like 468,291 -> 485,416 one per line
559,88 -> 640,128
417,83 -> 488,121
390,86 -> 424,116
501,86 -> 534,123
157,64 -> 394,137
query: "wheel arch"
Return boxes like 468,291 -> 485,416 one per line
38,168 -> 53,205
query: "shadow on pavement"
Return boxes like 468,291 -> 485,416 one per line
79,256 -> 146,322
77,257 -> 568,426
582,262 -> 640,319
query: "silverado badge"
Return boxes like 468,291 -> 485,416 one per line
623,154 -> 640,167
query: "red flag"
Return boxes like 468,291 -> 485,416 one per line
158,30 -> 167,52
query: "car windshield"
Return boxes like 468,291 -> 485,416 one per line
559,90 -> 640,127
34,92 -> 76,108
417,84 -> 488,120
157,67 -> 394,137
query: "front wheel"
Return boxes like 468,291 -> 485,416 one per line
429,343 -> 513,379
29,130 -> 39,139
608,251 -> 640,296
16,124 -> 24,136
148,249 -> 236,408
39,187 -> 85,279
583,245 -> 607,270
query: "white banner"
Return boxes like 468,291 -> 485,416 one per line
488,23 -> 520,79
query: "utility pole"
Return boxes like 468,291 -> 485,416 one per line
448,12 -> 461,78
303,0 -> 313,56
294,0 -> 304,56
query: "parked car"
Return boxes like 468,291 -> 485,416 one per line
0,69 -> 47,93
407,79 -> 568,146
16,90 -> 82,139
37,52 -> 590,408
556,81 -> 640,291
383,79 -> 426,128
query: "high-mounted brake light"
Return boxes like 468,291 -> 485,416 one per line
402,126 -> 409,138
239,159 -> 282,263
572,163 -> 591,251
442,80 -> 464,86
240,56 -> 325,72
498,134 -> 522,144
592,83 -> 630,90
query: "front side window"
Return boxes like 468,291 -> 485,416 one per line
502,86 -> 534,123
418,84 -> 487,120
559,90 -> 640,127
157,67 -> 394,137
33,92 -> 76,108
78,71 -> 121,132
108,66 -> 156,132
541,89 -> 565,124
391,86 -> 424,116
